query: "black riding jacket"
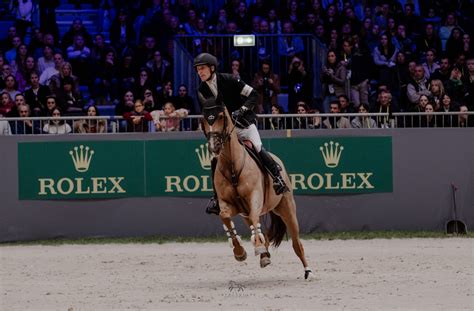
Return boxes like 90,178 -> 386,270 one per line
197,73 -> 258,126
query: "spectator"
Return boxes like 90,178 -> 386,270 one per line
142,88 -> 157,112
278,21 -> 304,61
110,8 -> 136,56
287,55 -> 311,113
421,49 -> 440,80
92,49 -> 119,104
321,49 -> 347,113
351,103 -> 377,128
39,52 -> 63,86
461,33 -> 472,58
151,101 -> 188,132
374,90 -> 397,128
0,63 -> 13,90
0,26 -> 17,53
90,33 -> 112,65
0,91 -> 14,116
437,93 -> 456,127
463,58 -> 474,110
407,65 -> 431,107
267,104 -> 287,130
136,35 -> 158,68
439,13 -> 459,51
49,62 -> 80,96
373,34 -> 398,86
134,68 -> 154,100
445,66 -> 465,104
146,50 -> 172,91
230,58 -> 251,84
454,105 -> 471,127
346,37 -> 371,108
61,18 -> 93,51
400,3 -> 422,36
10,103 -> 41,134
416,23 -> 442,60
156,80 -> 174,109
323,100 -> 352,129
429,79 -> 445,110
0,114 -> 12,135
392,24 -> 414,56
430,56 -> 451,83
2,75 -> 20,101
43,107 -> 72,134
24,71 -> 51,116
174,84 -> 195,113
9,0 -> 34,39
37,45 -> 55,75
44,95 -> 58,115
420,103 -> 436,127
117,52 -> 137,91
292,101 -> 311,129
115,90 -> 135,116
123,99 -> 153,132
338,94 -> 353,113
393,51 -> 411,111
10,43 -> 28,76
73,105 -> 106,133
5,36 -> 22,64
56,76 -> 83,115
66,34 -> 92,84
15,55 -> 36,92
446,27 -> 464,61
252,60 -> 280,114
39,0 -> 60,40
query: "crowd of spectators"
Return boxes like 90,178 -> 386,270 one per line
0,0 -> 473,135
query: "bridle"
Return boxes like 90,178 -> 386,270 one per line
202,105 -> 236,152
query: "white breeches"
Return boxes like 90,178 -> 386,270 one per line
235,124 -> 262,152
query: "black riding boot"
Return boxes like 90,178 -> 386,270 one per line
259,148 -> 289,195
206,158 -> 220,215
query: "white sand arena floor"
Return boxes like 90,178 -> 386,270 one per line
1,238 -> 473,310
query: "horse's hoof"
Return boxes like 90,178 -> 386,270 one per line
304,268 -> 314,280
260,256 -> 271,268
234,250 -> 247,262
254,245 -> 267,256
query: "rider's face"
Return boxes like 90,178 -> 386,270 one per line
196,65 -> 212,81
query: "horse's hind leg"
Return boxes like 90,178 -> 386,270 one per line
275,196 -> 313,279
221,217 -> 247,261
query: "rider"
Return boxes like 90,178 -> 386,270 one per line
194,52 -> 289,215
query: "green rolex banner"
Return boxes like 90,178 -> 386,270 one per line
18,137 -> 392,200
18,141 -> 145,199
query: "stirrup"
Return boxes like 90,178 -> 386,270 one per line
205,197 -> 220,215
273,176 -> 289,195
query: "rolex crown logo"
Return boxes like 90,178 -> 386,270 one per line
195,143 -> 211,170
319,141 -> 344,168
69,145 -> 95,172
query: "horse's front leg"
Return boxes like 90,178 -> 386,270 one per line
243,217 -> 271,268
220,203 -> 247,262
247,193 -> 267,256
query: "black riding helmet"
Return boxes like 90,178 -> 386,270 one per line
193,53 -> 218,71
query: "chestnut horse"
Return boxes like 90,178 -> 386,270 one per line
201,101 -> 313,279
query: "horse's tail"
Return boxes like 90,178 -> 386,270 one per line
267,211 -> 287,248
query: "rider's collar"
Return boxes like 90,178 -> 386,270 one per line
205,72 -> 218,95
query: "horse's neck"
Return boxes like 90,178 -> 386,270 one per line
219,123 -> 244,168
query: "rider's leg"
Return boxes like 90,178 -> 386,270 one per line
205,157 -> 220,215
236,124 -> 289,195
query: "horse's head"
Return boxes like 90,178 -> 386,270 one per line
202,97 -> 231,156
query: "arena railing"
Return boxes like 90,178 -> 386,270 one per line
2,112 -> 472,135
